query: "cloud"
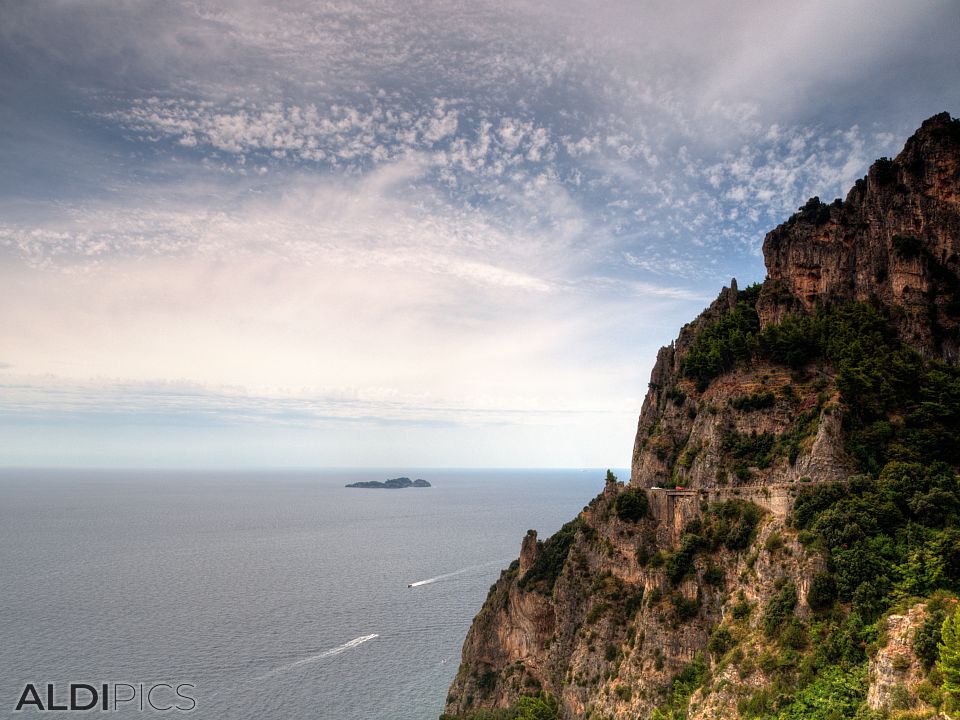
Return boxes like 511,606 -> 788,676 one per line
0,376 -> 628,429
0,159 -> 690,394
4,0 -> 952,286
0,0 -> 957,466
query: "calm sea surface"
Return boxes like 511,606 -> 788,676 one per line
0,469 -> 609,719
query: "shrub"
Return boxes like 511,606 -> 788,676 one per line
677,442 -> 701,470
807,572 -> 838,611
708,627 -> 733,657
893,233 -> 925,258
636,545 -> 651,567
475,670 -> 498,694
651,653 -> 708,720
730,391 -> 776,411
721,430 -> 777,469
732,599 -> 753,621
671,592 -> 700,621
938,605 -> 960,708
763,581 -> 797,637
789,463 -> 960,620
708,500 -> 763,551
915,602 -> 949,670
771,664 -> 867,720
764,532 -> 784,553
441,693 -> 561,720
703,564 -> 725,587
665,533 -> 703,583
665,386 -> 687,405
781,618 -> 808,650
614,486 -> 649,523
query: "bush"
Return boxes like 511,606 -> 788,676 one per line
703,564 -> 725,587
764,581 -> 798,637
781,618 -> 808,650
771,664 -> 867,720
938,605 -> 960,710
651,653 -> 708,720
708,627 -> 733,657
721,430 -> 777,469
789,463 -> 960,620
708,500 -> 763,551
666,533 -> 703,583
893,233 -> 925,259
732,599 -> 753,620
511,694 -> 560,720
671,592 -> 700,621
614,486 -> 649,523
730,391 -> 776,411
758,302 -> 959,474
807,572 -> 838,611
764,532 -> 785,553
442,694 -> 561,720
665,386 -> 687,405
691,300 -> 960,471
915,601 -> 949,670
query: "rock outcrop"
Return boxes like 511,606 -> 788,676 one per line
759,112 -> 960,360
443,114 -> 960,720
867,603 -> 931,713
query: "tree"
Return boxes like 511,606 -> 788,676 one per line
614,486 -> 648,522
513,694 -> 558,720
807,571 -> 837,611
937,605 -> 960,709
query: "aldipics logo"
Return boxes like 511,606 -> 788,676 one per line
14,683 -> 196,712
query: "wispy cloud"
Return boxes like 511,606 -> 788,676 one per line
0,0 -> 957,466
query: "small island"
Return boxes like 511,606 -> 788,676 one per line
345,477 -> 431,489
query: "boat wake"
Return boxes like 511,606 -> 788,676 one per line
254,634 -> 379,680
407,558 -> 511,588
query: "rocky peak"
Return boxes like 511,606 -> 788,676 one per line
759,112 -> 960,359
519,529 -> 540,577
444,114 -> 960,720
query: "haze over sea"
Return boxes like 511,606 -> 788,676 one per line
0,469 -> 608,719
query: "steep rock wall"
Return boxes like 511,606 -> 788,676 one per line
444,113 -> 960,720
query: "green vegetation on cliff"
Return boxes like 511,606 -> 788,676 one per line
614,484 -> 649,522
662,298 -> 960,718
518,517 -> 584,594
440,694 -> 558,720
686,298 -> 960,474
681,285 -> 761,390
662,499 -> 763,584
792,462 -> 960,620
756,302 -> 960,474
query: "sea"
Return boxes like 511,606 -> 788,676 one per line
0,468 -> 610,719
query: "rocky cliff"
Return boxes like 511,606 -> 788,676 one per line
759,112 -> 960,361
443,113 -> 960,720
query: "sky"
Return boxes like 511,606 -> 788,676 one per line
0,0 -> 958,469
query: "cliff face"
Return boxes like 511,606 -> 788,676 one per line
444,113 -> 960,720
759,112 -> 960,360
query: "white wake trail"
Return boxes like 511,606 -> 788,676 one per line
254,634 -> 379,680
407,558 -> 512,588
